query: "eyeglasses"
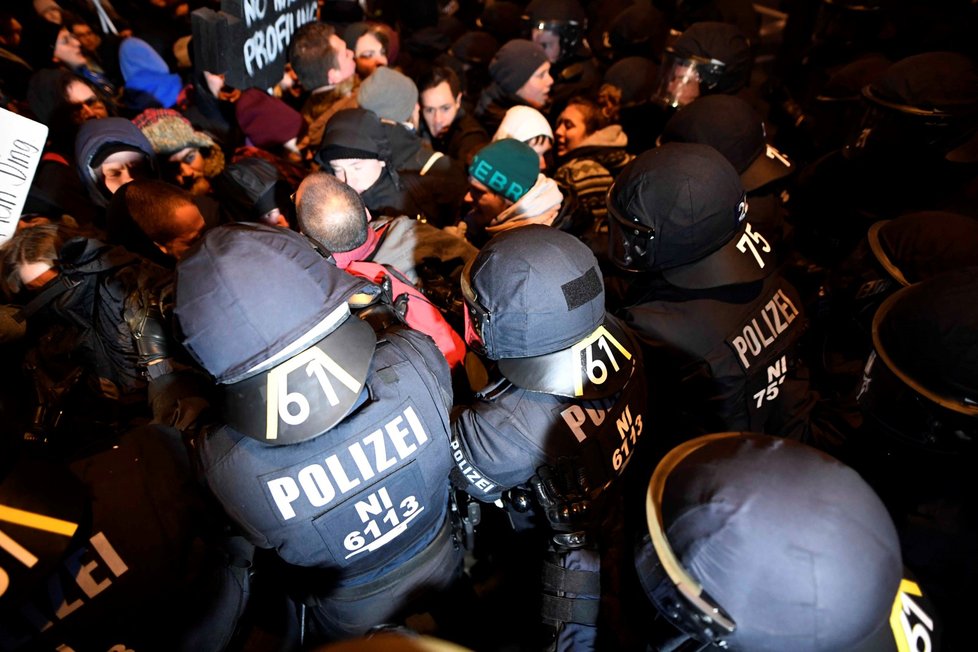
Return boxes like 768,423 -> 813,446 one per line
72,95 -> 102,109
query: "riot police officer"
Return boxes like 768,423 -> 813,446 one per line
607,142 -> 815,443
172,223 -> 462,642
0,425 -> 250,651
633,431 -> 941,651
451,225 -> 649,651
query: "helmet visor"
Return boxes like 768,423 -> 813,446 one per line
652,50 -> 725,108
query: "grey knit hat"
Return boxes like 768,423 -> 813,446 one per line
489,39 -> 549,95
357,66 -> 418,123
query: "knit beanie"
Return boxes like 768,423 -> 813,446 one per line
235,88 -> 303,149
489,39 -> 549,95
315,108 -> 387,166
493,105 -> 553,143
469,138 -> 539,202
357,67 -> 418,123
132,107 -> 215,155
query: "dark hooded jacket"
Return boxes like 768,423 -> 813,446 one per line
316,108 -> 463,225
74,117 -> 157,209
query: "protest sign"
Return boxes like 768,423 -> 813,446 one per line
0,109 -> 49,245
192,0 -> 318,91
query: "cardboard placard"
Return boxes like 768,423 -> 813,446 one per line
0,109 -> 49,245
192,0 -> 318,91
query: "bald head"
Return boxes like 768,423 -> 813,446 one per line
295,172 -> 369,253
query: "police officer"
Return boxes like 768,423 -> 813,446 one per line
633,431 -> 941,651
854,269 -> 976,647
0,425 -> 251,651
814,211 -> 978,398
607,142 -> 814,442
522,0 -> 601,113
451,225 -> 648,651
651,22 -> 754,110
172,223 -> 462,642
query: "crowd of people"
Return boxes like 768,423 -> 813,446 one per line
1,0 -> 976,650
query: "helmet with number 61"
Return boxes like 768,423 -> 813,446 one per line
461,224 -> 637,398
608,142 -> 772,289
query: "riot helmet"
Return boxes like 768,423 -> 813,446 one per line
867,211 -> 978,288
461,225 -> 634,399
659,94 -> 794,192
607,143 -> 764,288
174,223 -> 376,445
652,22 -> 752,108
809,0 -> 888,66
845,51 -> 978,163
858,268 -> 978,452
522,0 -> 588,65
637,432 -> 908,651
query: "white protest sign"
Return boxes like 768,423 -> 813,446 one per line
0,108 -> 49,245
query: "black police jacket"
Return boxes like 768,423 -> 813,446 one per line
0,426 -> 248,652
622,272 -> 812,438
451,317 -> 649,503
197,328 -> 456,585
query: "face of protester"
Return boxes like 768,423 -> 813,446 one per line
260,207 -> 290,228
99,150 -> 148,194
329,157 -> 386,193
420,81 -> 461,139
66,80 -> 108,123
354,32 -> 388,78
555,104 -> 589,157
161,202 -> 207,260
53,28 -> 87,70
71,22 -> 101,52
516,61 -> 553,110
531,28 -> 561,64
168,147 -> 207,191
466,177 -> 511,223
327,34 -> 356,86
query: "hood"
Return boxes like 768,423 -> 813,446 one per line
74,117 -> 157,207
118,37 -> 182,108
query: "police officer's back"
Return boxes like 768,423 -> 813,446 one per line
607,143 -> 814,442
451,225 -> 649,650
0,425 -> 249,651
173,223 -> 461,641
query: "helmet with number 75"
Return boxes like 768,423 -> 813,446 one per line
461,225 -> 637,398
608,142 -> 772,289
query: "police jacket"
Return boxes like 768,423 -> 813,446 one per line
197,327 -> 455,586
451,317 -> 648,504
0,425 -> 248,652
621,272 -> 812,438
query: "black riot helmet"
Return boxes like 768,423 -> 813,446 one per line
607,143 -> 764,289
858,268 -> 978,452
809,0 -> 888,66
652,22 -> 752,108
522,0 -> 588,65
845,51 -> 978,163
637,432 -> 919,652
461,225 -> 635,399
174,223 -> 377,446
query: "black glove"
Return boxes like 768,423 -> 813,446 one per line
530,465 -> 594,549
